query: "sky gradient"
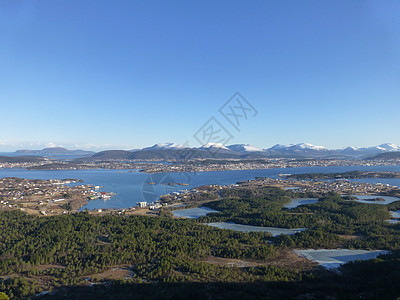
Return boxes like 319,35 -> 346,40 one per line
1,0 -> 399,151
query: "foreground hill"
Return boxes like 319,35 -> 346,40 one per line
1,191 -> 400,299
369,152 -> 400,160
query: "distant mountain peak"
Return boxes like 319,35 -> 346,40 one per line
14,147 -> 94,157
378,143 -> 400,151
11,142 -> 400,161
200,143 -> 230,150
268,143 -> 327,151
268,144 -> 294,150
294,143 -> 327,150
144,143 -> 185,150
344,146 -> 359,150
43,147 -> 68,151
227,144 -> 262,153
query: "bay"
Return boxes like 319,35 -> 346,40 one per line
0,165 -> 400,210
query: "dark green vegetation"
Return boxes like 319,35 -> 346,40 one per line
34,258 -> 400,300
2,188 -> 400,299
201,188 -> 400,250
369,152 -> 400,160
0,157 -> 45,163
0,210 -> 299,299
285,170 -> 400,179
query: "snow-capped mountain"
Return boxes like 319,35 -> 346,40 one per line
82,142 -> 400,160
337,146 -> 362,156
268,143 -> 327,151
376,143 -> 400,151
143,143 -> 185,150
263,143 -> 331,158
289,143 -> 327,151
199,143 -> 231,150
344,146 -> 359,151
268,144 -> 295,151
227,144 -> 263,153
340,143 -> 400,157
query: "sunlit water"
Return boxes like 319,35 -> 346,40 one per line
284,198 -> 319,209
1,165 -> 400,210
295,249 -> 389,269
206,222 -> 306,236
349,195 -> 400,205
172,207 -> 219,219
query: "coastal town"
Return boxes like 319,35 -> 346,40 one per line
1,157 -> 400,173
158,176 -> 400,208
0,177 -> 114,216
2,169 -> 400,217
139,158 -> 400,173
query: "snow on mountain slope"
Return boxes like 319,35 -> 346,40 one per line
227,144 -> 263,153
267,143 -> 327,151
200,143 -> 230,150
293,143 -> 327,151
143,143 -> 185,150
378,143 -> 400,151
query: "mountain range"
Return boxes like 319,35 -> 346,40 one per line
85,142 -> 400,161
3,143 -> 400,161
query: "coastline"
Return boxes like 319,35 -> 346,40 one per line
1,165 -> 400,217
2,158 -> 400,174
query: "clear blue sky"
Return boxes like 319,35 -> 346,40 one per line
1,0 -> 399,151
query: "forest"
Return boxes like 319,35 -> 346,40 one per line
201,188 -> 400,250
1,187 -> 400,299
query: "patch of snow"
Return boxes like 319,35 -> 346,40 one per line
200,143 -> 230,150
227,144 -> 263,152
144,143 -> 185,150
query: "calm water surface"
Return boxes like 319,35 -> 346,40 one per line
207,222 -> 306,236
285,198 -> 319,209
295,249 -> 389,269
172,207 -> 219,219
349,195 -> 400,205
1,165 -> 400,210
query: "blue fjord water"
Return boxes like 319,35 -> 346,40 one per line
1,165 -> 400,210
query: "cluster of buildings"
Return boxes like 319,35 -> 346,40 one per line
0,177 -> 94,214
237,177 -> 398,196
155,176 -> 400,212
137,201 -> 163,210
140,158 -> 400,174
0,161 -> 49,169
1,157 -> 399,175
291,180 -> 397,196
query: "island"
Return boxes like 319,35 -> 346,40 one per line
282,170 -> 400,180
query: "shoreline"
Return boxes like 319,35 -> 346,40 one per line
1,165 -> 400,217
1,158 -> 400,174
